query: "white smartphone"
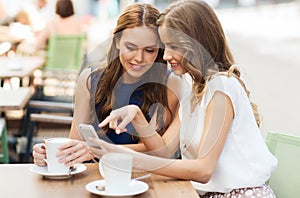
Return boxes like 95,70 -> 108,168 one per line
79,124 -> 102,148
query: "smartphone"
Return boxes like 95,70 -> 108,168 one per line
79,124 -> 102,148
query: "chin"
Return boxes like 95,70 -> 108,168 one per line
172,69 -> 184,75
125,72 -> 144,82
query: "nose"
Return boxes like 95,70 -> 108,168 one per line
163,49 -> 172,61
135,49 -> 144,63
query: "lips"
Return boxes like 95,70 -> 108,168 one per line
130,64 -> 144,71
170,63 -> 179,68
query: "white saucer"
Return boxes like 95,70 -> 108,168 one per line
86,180 -> 149,197
29,164 -> 87,179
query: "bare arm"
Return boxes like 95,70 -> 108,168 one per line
99,104 -> 180,158
69,68 -> 93,140
35,20 -> 51,50
93,91 -> 233,183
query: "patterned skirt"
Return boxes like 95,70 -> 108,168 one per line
201,184 -> 276,198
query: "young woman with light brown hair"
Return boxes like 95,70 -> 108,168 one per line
32,3 -> 180,166
87,0 -> 277,197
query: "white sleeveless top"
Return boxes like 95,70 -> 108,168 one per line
179,75 -> 277,193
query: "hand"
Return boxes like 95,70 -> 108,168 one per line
99,105 -> 146,134
88,137 -> 132,159
56,139 -> 93,166
32,143 -> 46,166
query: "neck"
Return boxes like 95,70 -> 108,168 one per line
122,73 -> 142,84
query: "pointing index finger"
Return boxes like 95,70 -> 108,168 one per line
99,114 -> 114,128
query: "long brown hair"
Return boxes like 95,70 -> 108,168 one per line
93,3 -> 170,133
157,0 -> 260,126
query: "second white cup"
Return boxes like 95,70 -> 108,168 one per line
44,137 -> 72,174
100,153 -> 133,194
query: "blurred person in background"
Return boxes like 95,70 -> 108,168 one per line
0,0 -> 50,32
35,0 -> 85,50
0,8 -> 31,26
0,0 -> 8,23
17,0 -> 85,55
29,0 -> 54,34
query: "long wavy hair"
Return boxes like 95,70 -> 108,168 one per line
157,0 -> 260,126
93,3 -> 170,133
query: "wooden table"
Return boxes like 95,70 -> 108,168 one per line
0,87 -> 34,111
0,56 -> 45,79
0,163 -> 199,198
0,55 -> 45,88
0,87 -> 34,164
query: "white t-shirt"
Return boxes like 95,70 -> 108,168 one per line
179,75 -> 277,193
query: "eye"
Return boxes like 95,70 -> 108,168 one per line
144,48 -> 156,53
170,45 -> 179,50
125,44 -> 136,51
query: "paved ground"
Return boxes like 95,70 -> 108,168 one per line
217,2 -> 300,136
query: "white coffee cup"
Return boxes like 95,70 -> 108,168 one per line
100,153 -> 133,194
44,138 -> 72,174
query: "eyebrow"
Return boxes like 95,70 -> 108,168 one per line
125,41 -> 158,48
163,41 -> 175,45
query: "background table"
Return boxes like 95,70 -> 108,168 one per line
0,56 -> 45,79
0,163 -> 200,198
0,87 -> 34,164
0,87 -> 33,111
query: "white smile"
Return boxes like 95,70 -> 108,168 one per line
130,64 -> 144,70
170,63 -> 179,68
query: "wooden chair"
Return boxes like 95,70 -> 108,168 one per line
33,33 -> 86,102
266,131 -> 300,198
22,34 -> 85,162
0,118 -> 9,163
